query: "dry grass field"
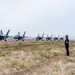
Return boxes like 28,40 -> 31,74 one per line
0,40 -> 75,75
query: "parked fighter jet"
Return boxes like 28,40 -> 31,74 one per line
36,33 -> 44,41
59,35 -> 64,40
53,35 -> 59,41
46,34 -> 53,41
13,31 -> 26,41
0,30 -> 10,41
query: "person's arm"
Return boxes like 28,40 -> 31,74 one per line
66,39 -> 69,43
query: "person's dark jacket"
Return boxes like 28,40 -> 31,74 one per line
65,39 -> 69,47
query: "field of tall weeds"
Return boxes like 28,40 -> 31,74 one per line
0,40 -> 75,75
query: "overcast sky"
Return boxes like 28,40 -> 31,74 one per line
0,0 -> 75,37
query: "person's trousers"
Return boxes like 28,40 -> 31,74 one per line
65,46 -> 69,56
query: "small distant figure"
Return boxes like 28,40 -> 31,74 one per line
65,35 -> 69,56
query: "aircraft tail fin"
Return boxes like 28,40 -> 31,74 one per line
47,34 -> 49,37
42,33 -> 44,38
18,32 -> 20,36
51,34 -> 53,37
38,33 -> 40,37
6,30 -> 10,36
23,31 -> 26,38
0,30 -> 3,35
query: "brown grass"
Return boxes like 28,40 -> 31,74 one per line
0,40 -> 75,75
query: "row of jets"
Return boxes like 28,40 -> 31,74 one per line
36,34 -> 64,41
0,30 -> 64,41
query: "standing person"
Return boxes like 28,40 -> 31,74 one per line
65,35 -> 69,56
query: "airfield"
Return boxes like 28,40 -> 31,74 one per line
0,40 -> 75,75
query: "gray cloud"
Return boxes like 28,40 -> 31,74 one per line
0,0 -> 75,36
